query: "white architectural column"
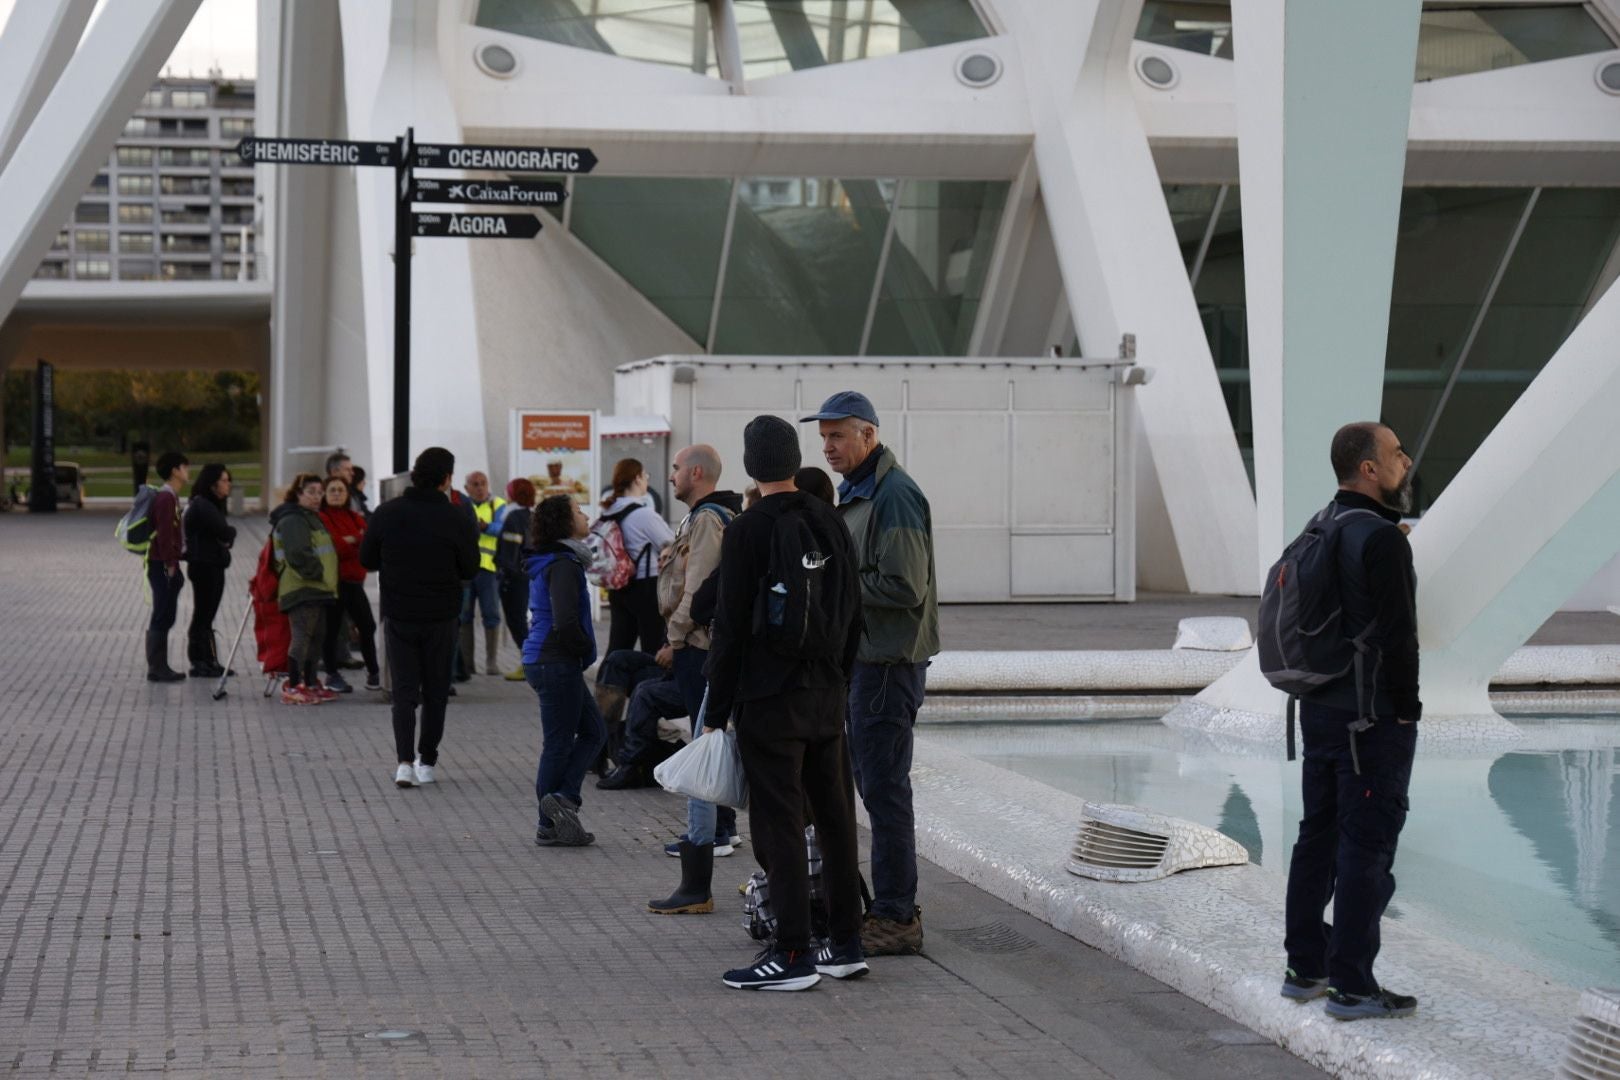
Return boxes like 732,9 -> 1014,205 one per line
0,0 -> 202,321
998,1 -> 1258,595
0,0 -> 98,170
1410,282 -> 1620,718
1230,0 -> 1422,574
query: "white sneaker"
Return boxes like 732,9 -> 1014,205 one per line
414,760 -> 436,785
394,763 -> 415,788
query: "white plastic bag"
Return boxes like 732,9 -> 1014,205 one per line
653,728 -> 749,809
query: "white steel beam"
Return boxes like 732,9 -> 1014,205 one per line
997,0 -> 1258,594
0,0 -> 98,171
0,0 -> 203,324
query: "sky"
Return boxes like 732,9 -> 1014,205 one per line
0,0 -> 257,80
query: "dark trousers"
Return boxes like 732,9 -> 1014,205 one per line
286,602 -> 328,688
527,661 -> 607,826
620,675 -> 686,763
322,581 -> 379,678
1284,702 -> 1418,996
848,660 -> 927,921
606,577 -> 664,655
736,684 -> 862,952
385,618 -> 456,765
671,645 -> 736,838
145,562 -> 184,672
185,563 -> 225,664
499,571 -> 529,650
596,647 -> 665,695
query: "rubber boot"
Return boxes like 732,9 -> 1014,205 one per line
484,626 -> 502,675
146,631 -> 184,682
455,622 -> 475,682
647,841 -> 714,914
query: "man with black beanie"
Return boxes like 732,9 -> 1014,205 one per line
360,447 -> 480,788
706,415 -> 866,991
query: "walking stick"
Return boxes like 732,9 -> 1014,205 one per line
212,600 -> 253,702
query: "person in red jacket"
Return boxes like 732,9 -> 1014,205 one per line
145,451 -> 190,682
319,475 -> 380,692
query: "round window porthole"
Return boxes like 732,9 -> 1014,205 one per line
475,43 -> 519,79
1596,59 -> 1620,96
1136,53 -> 1178,90
955,50 -> 1003,88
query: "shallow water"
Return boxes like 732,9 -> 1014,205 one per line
923,717 -> 1620,989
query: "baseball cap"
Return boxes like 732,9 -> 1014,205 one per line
800,390 -> 879,427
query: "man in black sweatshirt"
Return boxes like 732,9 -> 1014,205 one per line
705,416 -> 865,991
1283,421 -> 1422,1022
360,447 -> 480,789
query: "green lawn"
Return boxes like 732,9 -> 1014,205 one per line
4,455 -> 264,502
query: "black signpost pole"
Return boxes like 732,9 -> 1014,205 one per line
28,360 -> 56,513
392,127 -> 413,476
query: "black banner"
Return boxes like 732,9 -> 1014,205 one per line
29,360 -> 56,513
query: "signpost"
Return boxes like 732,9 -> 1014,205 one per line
411,212 -> 542,239
412,176 -> 567,208
248,129 -> 598,473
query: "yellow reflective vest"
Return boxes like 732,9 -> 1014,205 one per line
474,496 -> 507,573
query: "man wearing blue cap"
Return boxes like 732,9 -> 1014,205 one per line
802,390 -> 939,957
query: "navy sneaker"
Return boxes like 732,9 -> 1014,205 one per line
1324,986 -> 1418,1020
324,672 -> 353,694
813,937 -> 869,980
722,947 -> 820,991
1281,968 -> 1329,1001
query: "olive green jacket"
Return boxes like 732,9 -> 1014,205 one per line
837,447 -> 940,665
271,503 -> 338,611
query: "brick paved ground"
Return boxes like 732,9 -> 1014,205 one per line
0,510 -> 1319,1079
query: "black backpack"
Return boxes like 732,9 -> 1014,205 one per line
752,497 -> 856,661
1257,501 -> 1387,767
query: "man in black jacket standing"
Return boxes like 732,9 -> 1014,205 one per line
360,447 -> 479,789
706,416 -> 866,991
1282,422 -> 1421,1021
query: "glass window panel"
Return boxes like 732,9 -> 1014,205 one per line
1416,6 -> 1614,81
120,233 -> 154,254
474,0 -> 720,76
1136,3 -> 1614,79
75,229 -> 110,252
566,176 -> 732,342
117,147 -> 154,167
220,117 -> 253,138
161,262 -> 214,281
714,177 -> 893,355
1419,189 -> 1620,503
75,202 -> 109,224
1382,188 -> 1528,511
162,234 -> 213,254
73,258 -> 110,279
121,259 -> 158,280
119,205 -> 154,224
34,261 -> 69,280
1136,1 -> 1234,58
118,175 -> 153,196
866,180 -> 1009,356
735,0 -> 988,79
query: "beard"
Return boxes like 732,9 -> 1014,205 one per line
1380,473 -> 1414,515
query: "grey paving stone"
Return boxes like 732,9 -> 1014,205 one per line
0,510 -> 1321,1078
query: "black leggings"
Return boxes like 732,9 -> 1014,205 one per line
322,581 -> 379,678
606,577 -> 664,655
186,563 -> 226,665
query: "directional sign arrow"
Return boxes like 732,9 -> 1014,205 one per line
412,212 -> 542,239
412,142 -> 597,174
235,137 -> 395,167
413,177 -> 568,208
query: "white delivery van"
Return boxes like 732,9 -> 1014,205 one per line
614,355 -> 1144,603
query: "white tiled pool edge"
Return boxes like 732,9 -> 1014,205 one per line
903,739 -> 1580,1080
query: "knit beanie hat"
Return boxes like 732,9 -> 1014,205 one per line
743,415 -> 801,483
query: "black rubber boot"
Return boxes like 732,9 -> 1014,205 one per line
146,632 -> 184,682
647,841 -> 714,914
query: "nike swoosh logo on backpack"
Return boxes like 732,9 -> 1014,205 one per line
801,553 -> 830,570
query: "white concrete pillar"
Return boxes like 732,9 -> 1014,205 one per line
0,0 -> 98,170
999,1 -> 1258,596
1410,281 -> 1620,717
0,0 -> 202,322
1231,0 -> 1422,577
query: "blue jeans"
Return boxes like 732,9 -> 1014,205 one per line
848,660 -> 928,921
1284,703 -> 1418,996
672,646 -> 737,843
526,661 -> 607,828
460,570 -> 502,629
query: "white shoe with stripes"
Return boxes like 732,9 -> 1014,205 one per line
722,947 -> 821,991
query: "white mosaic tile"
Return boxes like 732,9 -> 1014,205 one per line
901,738 -> 1583,1080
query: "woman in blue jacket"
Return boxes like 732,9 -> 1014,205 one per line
523,495 -> 607,848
